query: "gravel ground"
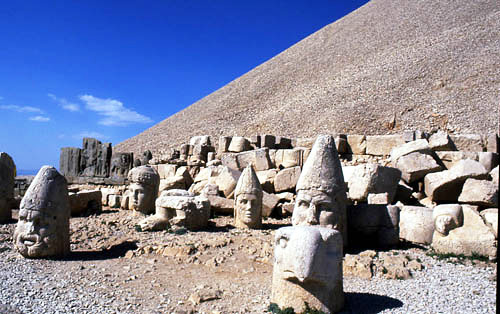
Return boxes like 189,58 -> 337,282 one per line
0,211 -> 496,314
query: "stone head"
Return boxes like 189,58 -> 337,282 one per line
292,135 -> 347,242
127,166 -> 160,214
433,204 -> 463,236
234,165 -> 263,229
13,166 -> 70,258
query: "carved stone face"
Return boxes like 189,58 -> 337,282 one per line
128,182 -> 155,214
14,208 -> 60,258
434,215 -> 455,235
292,189 -> 340,229
235,193 -> 262,228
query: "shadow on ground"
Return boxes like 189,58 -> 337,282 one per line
64,240 -> 138,261
340,292 -> 403,313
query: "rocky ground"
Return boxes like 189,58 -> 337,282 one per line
0,207 -> 496,314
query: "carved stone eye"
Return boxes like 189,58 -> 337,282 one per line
298,200 -> 309,208
277,236 -> 288,248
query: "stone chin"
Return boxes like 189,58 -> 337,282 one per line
14,231 -> 56,258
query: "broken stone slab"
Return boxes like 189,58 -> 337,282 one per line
424,159 -> 488,202
389,139 -> 431,163
110,152 -> 134,179
343,254 -> 372,279
449,134 -> 485,152
366,135 -> 405,156
193,165 -> 222,183
236,148 -> 272,171
272,226 -> 344,314
481,208 -> 498,238
486,134 -> 498,153
428,131 -> 454,151
432,205 -> 496,259
68,190 -> 102,216
159,176 -> 186,193
458,178 -> 498,207
346,135 -> 366,155
344,164 -> 401,203
274,149 -> 303,169
228,136 -> 251,153
176,166 -> 193,188
218,136 -> 232,156
274,166 -> 301,193
256,169 -> 278,193
478,152 -> 499,172
215,166 -> 241,198
347,204 -> 400,247
59,147 -> 81,179
399,206 -> 434,245
262,191 -> 280,217
294,137 -> 315,149
156,164 -> 177,179
156,191 -> 210,230
367,193 -> 390,205
189,135 -> 211,147
207,195 -> 233,215
435,151 -> 478,169
395,152 -> 442,183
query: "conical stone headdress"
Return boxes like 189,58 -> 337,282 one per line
20,165 -> 69,214
296,135 -> 345,195
234,165 -> 263,198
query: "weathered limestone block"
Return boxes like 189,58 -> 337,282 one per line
262,191 -> 280,217
215,166 -> 241,198
293,135 -> 348,246
274,166 -> 301,192
0,152 -> 16,222
159,176 -> 186,192
249,135 -> 261,149
59,147 -> 81,178
236,148 -> 272,171
190,135 -> 211,147
432,204 -> 463,236
346,135 -> 366,155
389,139 -> 431,163
228,136 -> 250,152
179,144 -> 190,160
343,254 -> 372,279
218,136 -> 232,156
68,190 -> 102,216
458,179 -> 498,207
399,206 -> 434,244
478,152 -> 499,172
127,166 -> 160,215
347,204 -> 400,247
435,151 -> 478,169
207,195 -> 233,215
106,194 -> 121,208
121,190 -> 130,210
110,152 -> 134,179
486,134 -> 498,153
274,149 -> 303,169
428,131 -> 454,151
424,159 -> 488,202
193,166 -> 222,183
450,134 -> 485,152
176,166 -> 193,188
481,208 -> 498,238
155,190 -> 210,230
432,205 -> 496,259
14,166 -> 70,258
256,169 -> 278,193
295,137 -> 315,149
221,153 -> 239,170
234,165 -> 263,229
367,192 -> 389,205
395,152 -> 442,183
272,226 -> 344,314
156,164 -> 177,179
345,164 -> 401,203
490,166 -> 499,186
366,135 -> 405,156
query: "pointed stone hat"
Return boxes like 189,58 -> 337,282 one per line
20,166 -> 69,214
234,165 -> 263,197
296,135 -> 345,195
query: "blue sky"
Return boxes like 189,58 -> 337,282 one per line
0,0 -> 369,174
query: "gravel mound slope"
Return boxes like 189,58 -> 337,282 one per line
117,0 -> 500,155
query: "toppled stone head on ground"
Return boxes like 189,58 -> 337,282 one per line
292,135 -> 348,243
234,165 -> 263,229
272,226 -> 344,314
127,166 -> 160,215
432,204 -> 463,236
13,166 -> 70,258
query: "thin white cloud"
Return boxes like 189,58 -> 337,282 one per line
79,94 -> 153,126
29,116 -> 50,122
48,93 -> 80,112
0,104 -> 44,113
75,131 -> 110,140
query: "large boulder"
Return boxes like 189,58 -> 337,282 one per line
228,136 -> 250,153
365,135 -> 405,156
428,131 -> 454,151
346,135 -> 366,155
449,134 -> 485,152
481,208 -> 498,238
155,190 -> 210,230
399,206 -> 434,245
262,191 -> 280,217
424,159 -> 488,202
256,169 -> 278,193
236,148 -> 272,171
395,152 -> 442,183
435,151 -> 478,169
389,139 -> 431,163
215,166 -> 241,198
344,164 -> 401,203
458,179 -> 498,207
432,205 -> 496,259
274,149 -> 304,169
68,190 -> 102,216
274,166 -> 301,192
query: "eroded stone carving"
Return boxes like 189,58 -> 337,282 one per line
234,165 -> 263,229
272,226 -> 344,314
292,135 -> 348,244
110,152 -> 134,179
432,204 -> 463,236
127,166 -> 160,215
0,152 -> 16,222
13,166 -> 70,258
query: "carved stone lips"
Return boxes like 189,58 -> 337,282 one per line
20,234 -> 38,246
